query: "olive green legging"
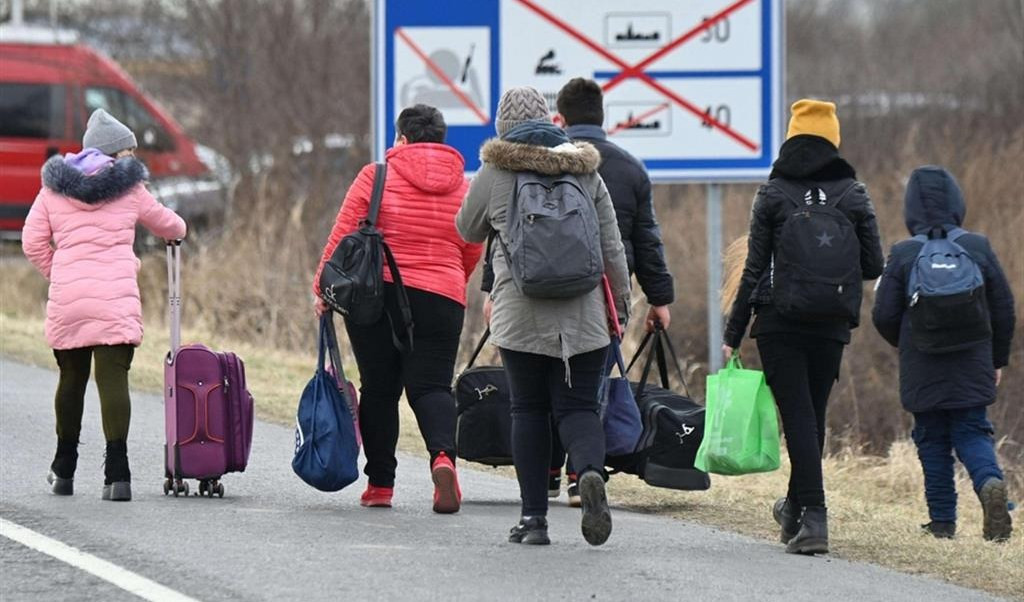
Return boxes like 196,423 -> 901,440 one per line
53,345 -> 135,443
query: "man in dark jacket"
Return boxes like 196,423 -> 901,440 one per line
557,78 -> 675,329
540,78 -> 675,506
872,166 -> 1015,542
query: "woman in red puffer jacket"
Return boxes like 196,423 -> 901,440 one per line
313,104 -> 482,514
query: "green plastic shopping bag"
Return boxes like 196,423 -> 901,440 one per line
695,355 -> 781,475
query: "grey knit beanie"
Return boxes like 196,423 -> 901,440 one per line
495,86 -> 550,136
83,109 -> 137,155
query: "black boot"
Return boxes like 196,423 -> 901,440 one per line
786,506 -> 828,555
773,497 -> 800,543
47,439 -> 78,496
102,440 -> 132,501
509,516 -> 550,545
978,478 -> 1012,542
921,521 -> 956,539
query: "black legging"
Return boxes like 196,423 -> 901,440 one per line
501,346 -> 608,517
756,333 -> 843,508
345,284 -> 463,488
53,345 -> 135,443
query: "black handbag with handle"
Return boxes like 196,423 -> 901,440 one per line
318,162 -> 413,349
605,327 -> 711,491
453,330 -> 513,467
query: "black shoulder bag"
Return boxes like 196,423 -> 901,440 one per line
318,162 -> 414,350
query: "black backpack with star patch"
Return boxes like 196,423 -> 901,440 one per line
769,179 -> 863,323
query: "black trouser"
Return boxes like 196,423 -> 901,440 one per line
756,333 -> 843,509
53,345 -> 135,443
345,285 -> 463,488
501,346 -> 608,517
549,427 -> 575,478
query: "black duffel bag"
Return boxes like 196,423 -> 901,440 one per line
606,327 -> 710,491
453,330 -> 513,466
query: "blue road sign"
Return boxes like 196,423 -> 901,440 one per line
374,0 -> 784,182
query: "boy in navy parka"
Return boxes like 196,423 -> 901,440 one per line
873,166 -> 1015,541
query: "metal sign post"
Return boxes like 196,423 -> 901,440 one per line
706,183 -> 724,373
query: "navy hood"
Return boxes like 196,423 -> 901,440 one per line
903,166 -> 966,235
42,155 -> 148,204
500,120 -> 570,148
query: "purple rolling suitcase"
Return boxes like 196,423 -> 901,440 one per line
164,241 -> 254,497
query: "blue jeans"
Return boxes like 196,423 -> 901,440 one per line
912,406 -> 1004,523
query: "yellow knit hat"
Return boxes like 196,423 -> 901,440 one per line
786,99 -> 840,148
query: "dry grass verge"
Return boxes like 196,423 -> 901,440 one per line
1,309 -> 1020,599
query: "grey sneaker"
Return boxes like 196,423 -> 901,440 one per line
47,470 -> 73,496
978,478 -> 1012,542
102,482 -> 132,501
578,471 -> 611,546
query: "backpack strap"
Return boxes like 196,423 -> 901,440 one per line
769,178 -> 859,210
912,226 -> 967,243
361,160 -> 413,352
947,227 -> 970,242
364,162 -> 388,226
380,240 -> 415,353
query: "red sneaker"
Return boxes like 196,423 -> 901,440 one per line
360,484 -> 393,508
431,452 -> 461,514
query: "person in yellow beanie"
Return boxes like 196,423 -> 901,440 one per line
786,99 -> 840,148
721,98 -> 884,555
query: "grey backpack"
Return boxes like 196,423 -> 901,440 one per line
497,172 -> 604,299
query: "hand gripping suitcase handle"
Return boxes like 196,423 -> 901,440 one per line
166,240 -> 183,354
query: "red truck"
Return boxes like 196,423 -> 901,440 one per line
0,29 -> 223,236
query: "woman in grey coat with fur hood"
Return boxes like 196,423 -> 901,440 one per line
457,86 -> 631,547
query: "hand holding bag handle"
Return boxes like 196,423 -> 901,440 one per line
626,325 -> 691,398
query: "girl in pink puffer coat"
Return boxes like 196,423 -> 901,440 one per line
22,108 -> 186,502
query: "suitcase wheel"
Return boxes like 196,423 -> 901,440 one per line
166,479 -> 188,497
198,479 -> 225,498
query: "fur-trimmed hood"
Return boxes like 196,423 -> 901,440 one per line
479,138 -> 601,175
42,155 -> 149,205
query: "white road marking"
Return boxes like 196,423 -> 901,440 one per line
0,517 -> 201,602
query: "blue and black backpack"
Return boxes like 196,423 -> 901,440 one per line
906,226 -> 991,353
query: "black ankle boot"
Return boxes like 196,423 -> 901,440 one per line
47,439 -> 78,496
773,497 -> 800,543
509,516 -> 550,545
102,440 -> 132,501
786,506 -> 828,555
921,521 -> 956,539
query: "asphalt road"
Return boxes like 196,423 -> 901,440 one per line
0,358 -> 1002,601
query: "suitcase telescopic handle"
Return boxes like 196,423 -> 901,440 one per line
166,241 -> 182,355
